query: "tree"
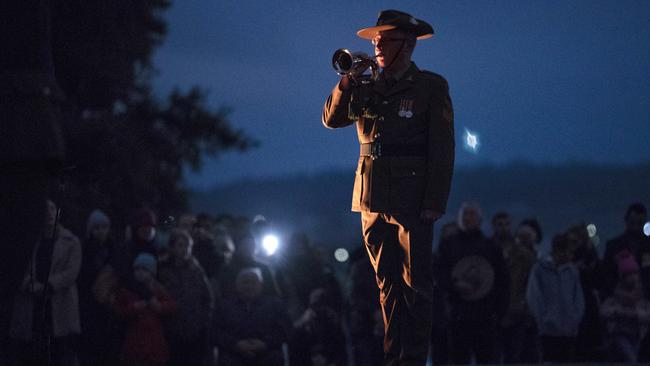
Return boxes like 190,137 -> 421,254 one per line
50,1 -> 255,232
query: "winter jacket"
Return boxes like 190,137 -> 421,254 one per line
214,295 -> 290,359
602,232 -> 650,298
501,242 -> 537,327
10,226 -> 81,340
601,282 -> 650,339
526,258 -> 585,337
158,256 -> 213,341
113,280 -> 177,364
437,229 -> 510,322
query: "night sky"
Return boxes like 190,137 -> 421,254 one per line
152,0 -> 650,189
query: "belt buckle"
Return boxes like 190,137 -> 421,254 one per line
371,142 -> 382,160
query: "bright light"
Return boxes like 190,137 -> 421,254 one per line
587,224 -> 597,238
463,128 -> 480,153
262,234 -> 279,256
334,248 -> 349,263
644,222 -> 650,237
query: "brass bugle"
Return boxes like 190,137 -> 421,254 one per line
331,48 -> 378,79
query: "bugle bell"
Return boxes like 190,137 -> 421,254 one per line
331,48 -> 378,80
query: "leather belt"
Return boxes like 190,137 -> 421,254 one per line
360,142 -> 426,159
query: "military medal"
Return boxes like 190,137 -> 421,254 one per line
398,99 -> 414,118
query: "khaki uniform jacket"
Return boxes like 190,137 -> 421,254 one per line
322,63 -> 454,213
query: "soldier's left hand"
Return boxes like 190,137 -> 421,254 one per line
420,210 -> 442,222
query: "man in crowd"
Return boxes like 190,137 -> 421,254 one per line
159,229 -> 214,366
437,203 -> 509,364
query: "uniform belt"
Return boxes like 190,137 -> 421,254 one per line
360,142 -> 427,159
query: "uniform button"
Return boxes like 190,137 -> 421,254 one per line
374,133 -> 381,139
382,100 -> 389,105
412,171 -> 416,176
42,86 -> 51,96
378,117 -> 385,121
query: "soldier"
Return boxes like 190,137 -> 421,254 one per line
322,9 -> 455,365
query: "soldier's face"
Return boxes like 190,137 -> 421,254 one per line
372,30 -> 413,69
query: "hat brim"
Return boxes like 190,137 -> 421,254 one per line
356,25 -> 434,41
357,25 -> 397,40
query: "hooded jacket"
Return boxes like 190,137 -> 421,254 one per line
526,258 -> 585,337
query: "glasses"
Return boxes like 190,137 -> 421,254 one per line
371,37 -> 409,46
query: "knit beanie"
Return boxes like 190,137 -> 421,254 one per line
133,253 -> 157,276
132,208 -> 157,229
86,209 -> 110,237
617,251 -> 639,277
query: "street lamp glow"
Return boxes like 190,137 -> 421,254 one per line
644,222 -> 650,237
262,234 -> 279,256
334,248 -> 349,263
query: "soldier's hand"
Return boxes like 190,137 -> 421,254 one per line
420,210 -> 442,222
339,75 -> 354,91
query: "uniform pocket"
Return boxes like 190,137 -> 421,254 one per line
389,158 -> 426,209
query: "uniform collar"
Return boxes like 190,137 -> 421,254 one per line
374,62 -> 420,97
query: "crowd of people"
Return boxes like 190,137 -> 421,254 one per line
1,200 -> 649,366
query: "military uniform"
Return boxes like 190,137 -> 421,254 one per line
323,61 -> 454,364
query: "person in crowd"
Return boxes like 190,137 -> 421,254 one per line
437,221 -> 459,249
214,226 -> 236,268
491,212 -> 515,250
519,218 -> 543,251
9,199 -> 81,366
113,253 -> 177,366
438,202 -> 510,364
601,250 -> 650,363
346,246 -> 383,366
567,223 -> 604,361
190,224 -> 219,279
276,233 -> 343,321
77,209 -> 121,366
431,219 -> 460,365
219,224 -> 280,300
112,208 -> 159,282
204,226 -> 235,298
499,220 -> 540,363
177,214 -> 197,232
602,203 -> 650,361
158,229 -> 214,366
527,233 -> 585,363
214,267 -> 290,366
602,203 -> 650,298
290,288 -> 347,366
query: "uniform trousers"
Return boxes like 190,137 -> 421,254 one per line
361,211 -> 434,366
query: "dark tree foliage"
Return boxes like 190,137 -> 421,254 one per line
49,1 -> 255,233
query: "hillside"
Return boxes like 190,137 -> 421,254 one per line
190,162 -> 650,253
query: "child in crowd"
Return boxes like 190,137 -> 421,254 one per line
601,250 -> 650,363
114,253 -> 176,366
526,233 -> 585,363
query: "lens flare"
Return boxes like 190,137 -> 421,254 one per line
463,128 -> 480,153
334,248 -> 350,263
586,224 -> 597,238
262,234 -> 279,256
